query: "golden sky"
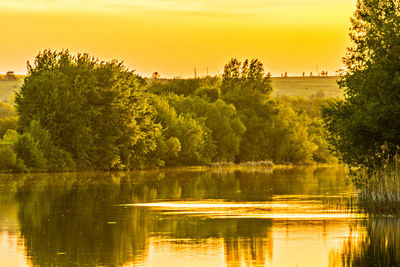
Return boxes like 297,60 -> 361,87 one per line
0,0 -> 355,77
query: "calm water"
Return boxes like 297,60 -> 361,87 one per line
0,167 -> 398,267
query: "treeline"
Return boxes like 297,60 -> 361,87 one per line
0,50 -> 335,172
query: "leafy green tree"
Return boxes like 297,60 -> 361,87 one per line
221,58 -> 276,162
279,95 -> 336,163
222,58 -> 272,96
15,50 -> 160,170
267,102 -> 317,163
167,95 -> 246,162
322,0 -> 400,168
149,96 -> 213,165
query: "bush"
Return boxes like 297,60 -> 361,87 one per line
3,129 -> 19,143
194,86 -> 220,102
0,146 -> 17,171
0,116 -> 18,139
27,120 -> 75,171
14,133 -> 46,170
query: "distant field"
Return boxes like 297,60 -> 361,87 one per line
0,76 -> 343,102
271,76 -> 343,98
0,75 -> 24,102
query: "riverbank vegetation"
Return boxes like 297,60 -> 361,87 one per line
322,0 -> 400,212
0,50 -> 336,172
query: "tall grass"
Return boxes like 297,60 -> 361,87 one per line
355,153 -> 400,213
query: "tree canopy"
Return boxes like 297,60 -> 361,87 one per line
322,0 -> 400,168
1,52 -> 335,172
15,50 -> 160,170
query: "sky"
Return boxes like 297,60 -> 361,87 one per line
0,0 -> 356,77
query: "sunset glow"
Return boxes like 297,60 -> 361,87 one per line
1,0 -> 355,77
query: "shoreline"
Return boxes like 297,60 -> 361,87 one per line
0,162 -> 341,175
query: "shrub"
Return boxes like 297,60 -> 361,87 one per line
3,129 -> 19,143
0,116 -> 18,138
0,146 -> 17,171
14,133 -> 46,170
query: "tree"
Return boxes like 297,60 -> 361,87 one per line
322,0 -> 400,168
221,59 -> 272,96
221,59 -> 276,162
15,50 -> 160,170
148,96 -> 214,166
166,95 -> 246,162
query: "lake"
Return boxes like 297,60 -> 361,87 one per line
0,167 -> 398,266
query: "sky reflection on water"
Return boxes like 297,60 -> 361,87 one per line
0,167 -> 397,266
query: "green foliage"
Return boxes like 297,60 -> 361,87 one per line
0,116 -> 17,139
14,133 -> 46,170
147,58 -> 333,165
222,58 -> 272,96
0,121 -> 75,172
0,146 -> 17,170
26,120 -> 75,171
308,119 -> 336,163
279,95 -> 336,163
3,129 -> 19,143
268,103 -> 317,163
149,96 -> 213,165
194,85 -> 220,102
15,50 -> 160,170
167,95 -> 246,162
11,52 -> 334,170
322,0 -> 400,168
221,58 -> 276,162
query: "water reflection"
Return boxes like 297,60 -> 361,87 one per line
0,167 -> 396,266
331,217 -> 400,266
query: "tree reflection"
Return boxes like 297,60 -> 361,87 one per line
223,220 -> 272,267
9,167 -> 347,266
16,173 -> 150,266
330,217 -> 400,267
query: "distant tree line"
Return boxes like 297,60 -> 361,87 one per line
0,50 -> 335,172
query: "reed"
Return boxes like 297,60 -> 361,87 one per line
355,153 -> 400,213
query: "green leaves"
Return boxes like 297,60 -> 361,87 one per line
323,0 -> 400,169
15,50 -> 160,170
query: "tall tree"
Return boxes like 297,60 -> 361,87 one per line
221,58 -> 276,162
15,50 -> 160,170
322,0 -> 400,168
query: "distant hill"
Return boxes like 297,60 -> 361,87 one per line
271,76 -> 342,98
